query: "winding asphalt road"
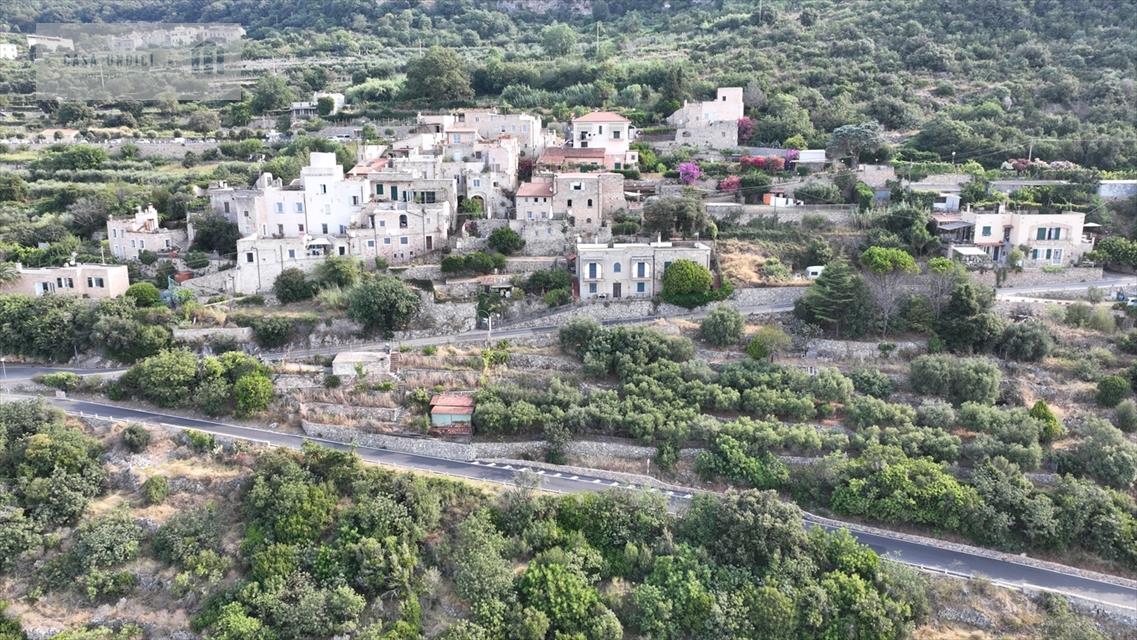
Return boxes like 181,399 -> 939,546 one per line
11,394 -> 1135,615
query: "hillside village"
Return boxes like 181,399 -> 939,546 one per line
1,2 -> 1137,638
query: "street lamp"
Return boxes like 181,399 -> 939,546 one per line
952,151 -> 957,166
1,357 -> 7,399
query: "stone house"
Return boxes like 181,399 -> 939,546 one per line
107,204 -> 186,260
667,87 -> 744,148
576,240 -> 713,300
514,172 -> 626,232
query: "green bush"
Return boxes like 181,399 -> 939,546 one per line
996,321 -> 1052,362
699,305 -> 745,346
324,374 -> 342,388
1028,399 -> 1066,442
184,251 -> 211,269
273,268 -> 315,303
909,354 -> 1001,405
346,275 -> 422,336
915,400 -> 956,429
234,373 -> 273,417
422,345 -> 438,356
184,429 -> 215,452
121,423 -> 152,452
848,368 -> 893,398
1115,398 -> 1137,432
441,251 -> 506,274
487,227 -> 525,255
251,316 -> 295,349
745,326 -> 791,360
542,288 -> 572,307
238,294 -> 266,306
141,475 -> 170,505
40,371 -> 82,391
1096,375 -> 1130,407
660,259 -> 714,307
125,282 -> 162,307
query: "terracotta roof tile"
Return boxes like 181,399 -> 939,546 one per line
573,111 -> 630,123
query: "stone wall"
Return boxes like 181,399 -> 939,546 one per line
500,298 -> 675,329
301,420 -> 698,462
971,265 -> 1103,288
172,326 -> 253,344
804,338 -> 926,361
500,286 -> 803,330
730,286 -> 807,309
733,204 -> 857,225
674,121 -> 738,149
299,401 -> 402,425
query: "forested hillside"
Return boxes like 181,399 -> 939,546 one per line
1,0 -> 1134,168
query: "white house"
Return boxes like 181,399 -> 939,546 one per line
290,92 -> 345,120
936,204 -> 1096,267
569,112 -> 638,169
0,263 -> 129,299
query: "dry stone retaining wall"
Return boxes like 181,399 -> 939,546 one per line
972,266 -> 1103,288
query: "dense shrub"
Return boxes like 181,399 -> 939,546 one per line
125,282 -> 162,308
251,316 -> 295,349
909,355 -> 1000,405
346,275 -> 422,336
273,268 -> 315,304
915,400 -> 956,430
39,371 -> 82,391
1057,418 -> 1137,489
487,227 -> 525,255
141,475 -> 170,505
745,326 -> 791,360
845,396 -> 916,430
121,423 -> 151,452
660,259 -> 727,308
848,368 -> 894,399
996,321 -> 1052,361
234,373 -> 274,417
699,305 -> 745,346
1096,375 -> 1130,407
441,251 -> 506,274
1115,399 -> 1137,432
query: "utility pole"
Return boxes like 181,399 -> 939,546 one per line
1027,139 -> 1034,162
595,21 -> 601,59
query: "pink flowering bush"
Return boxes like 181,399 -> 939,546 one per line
767,156 -> 786,172
679,162 -> 703,185
741,156 -> 766,171
786,149 -> 800,162
719,175 -> 741,192
737,117 -> 755,145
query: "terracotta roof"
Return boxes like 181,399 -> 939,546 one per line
431,406 -> 474,416
573,111 -> 630,123
538,147 -> 606,165
516,179 -> 555,197
430,394 -> 475,407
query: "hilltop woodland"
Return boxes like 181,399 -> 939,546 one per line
0,0 -> 1135,169
0,400 -> 1127,640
